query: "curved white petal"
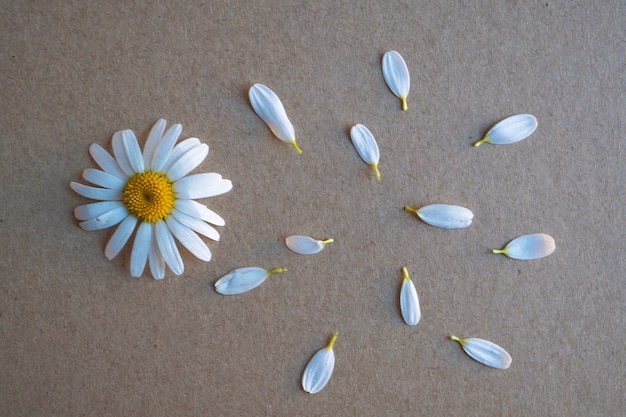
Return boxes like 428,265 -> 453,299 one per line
148,224 -> 166,280
215,267 -> 285,295
162,137 -> 202,173
143,119 -> 166,168
166,143 -> 209,182
174,199 -> 225,226
173,173 -> 232,199
74,201 -> 124,221
155,220 -> 184,275
400,268 -> 421,326
89,143 -> 127,180
82,168 -> 126,190
130,221 -> 152,277
78,206 -> 129,231
494,233 -> 555,260
165,216 -> 212,262
111,130 -> 135,177
285,235 -> 332,255
171,208 -> 220,241
71,182 -> 122,201
122,129 -> 144,173
382,50 -> 410,110
407,204 -> 473,229
249,83 -> 301,153
151,123 -> 182,172
105,215 -> 137,259
450,336 -> 512,369
475,114 -> 538,146
302,333 -> 338,394
350,124 -> 381,180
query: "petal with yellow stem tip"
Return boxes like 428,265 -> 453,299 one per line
214,267 -> 286,295
285,235 -> 334,255
382,50 -> 410,111
400,267 -> 421,326
450,336 -> 512,369
404,204 -> 473,229
492,233 -> 555,260
302,333 -> 338,394
473,114 -> 538,147
350,124 -> 381,180
248,83 -> 302,154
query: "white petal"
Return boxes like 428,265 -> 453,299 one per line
174,199 -> 226,226
165,216 -> 212,262
82,168 -> 126,190
474,114 -> 538,146
400,268 -> 421,326
173,173 -> 233,199
70,182 -> 122,201
155,220 -> 184,275
302,333 -> 338,394
493,233 -> 555,260
249,83 -> 301,154
350,124 -> 381,180
143,119 -> 166,168
171,208 -> 220,241
162,137 -> 202,173
105,215 -> 138,259
285,235 -> 333,255
78,206 -> 128,231
111,130 -> 135,177
148,225 -> 166,280
130,221 -> 152,277
74,201 -> 124,221
405,204 -> 473,229
89,143 -> 127,180
450,336 -> 512,369
166,143 -> 209,182
151,123 -> 182,172
382,50 -> 410,111
122,129 -> 145,173
214,267 -> 285,295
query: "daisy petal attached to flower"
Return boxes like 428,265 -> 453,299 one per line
302,333 -> 338,394
450,335 -> 512,369
492,233 -> 556,260
382,50 -> 410,111
71,119 -> 232,280
350,124 -> 381,180
473,114 -> 538,147
404,204 -> 473,229
400,267 -> 421,326
285,235 -> 334,255
214,267 -> 286,295
248,83 -> 302,154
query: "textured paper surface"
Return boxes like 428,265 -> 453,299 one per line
1,1 -> 624,416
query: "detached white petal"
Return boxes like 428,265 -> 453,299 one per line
404,204 -> 473,229
450,336 -> 512,369
350,124 -> 381,180
474,114 -> 538,147
285,235 -> 333,255
248,83 -> 302,154
214,267 -> 285,295
382,50 -> 410,111
302,333 -> 338,394
400,267 -> 421,326
493,233 -> 556,260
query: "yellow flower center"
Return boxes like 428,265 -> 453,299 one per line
122,172 -> 175,223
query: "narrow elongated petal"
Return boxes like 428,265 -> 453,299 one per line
474,114 -> 538,147
148,225 -> 166,280
166,143 -> 209,181
74,201 -> 124,221
82,168 -> 126,190
78,206 -> 128,231
143,119 -> 166,168
249,83 -> 302,154
163,137 -> 202,172
302,333 -> 338,394
105,215 -> 138,259
165,216 -> 212,262
285,235 -> 333,255
382,50 -> 410,111
450,336 -> 512,369
70,182 -> 122,201
350,124 -> 381,180
111,131 -> 135,177
214,267 -> 285,295
130,221 -> 152,277
155,220 -> 184,275
151,123 -> 182,171
400,267 -> 421,326
404,204 -> 473,229
89,143 -> 127,180
174,199 -> 225,226
171,208 -> 220,241
493,233 -> 555,260
122,129 -> 144,173
173,173 -> 233,199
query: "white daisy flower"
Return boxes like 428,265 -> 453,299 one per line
400,267 -> 421,326
350,124 -> 381,180
285,235 -> 334,255
404,204 -> 474,229
450,335 -> 512,369
492,233 -> 556,260
214,267 -> 286,295
382,50 -> 410,111
70,119 -> 232,280
473,114 -> 538,147
302,333 -> 338,394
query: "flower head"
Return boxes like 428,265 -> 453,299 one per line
71,119 -> 232,279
